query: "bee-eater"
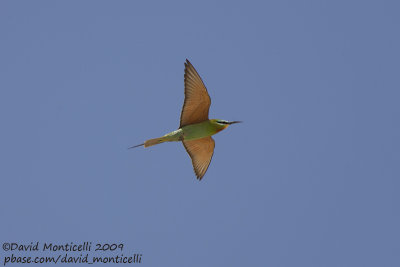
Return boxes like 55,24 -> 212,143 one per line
130,59 -> 241,180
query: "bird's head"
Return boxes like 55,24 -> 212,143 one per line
211,119 -> 242,132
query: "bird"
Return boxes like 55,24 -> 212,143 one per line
130,59 -> 241,180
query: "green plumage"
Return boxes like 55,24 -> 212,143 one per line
160,120 -> 227,143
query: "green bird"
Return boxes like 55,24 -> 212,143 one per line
131,59 -> 241,180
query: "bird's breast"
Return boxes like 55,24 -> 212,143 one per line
181,121 -> 216,140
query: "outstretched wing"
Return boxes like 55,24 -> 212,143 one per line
182,137 -> 215,180
180,59 -> 211,127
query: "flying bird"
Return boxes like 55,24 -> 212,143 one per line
130,59 -> 241,180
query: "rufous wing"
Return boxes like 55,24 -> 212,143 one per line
180,59 -> 211,127
182,137 -> 215,180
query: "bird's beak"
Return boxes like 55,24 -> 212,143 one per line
228,121 -> 242,125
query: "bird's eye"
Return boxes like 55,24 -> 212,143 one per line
217,120 -> 227,124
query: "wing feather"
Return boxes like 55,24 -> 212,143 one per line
182,137 -> 215,180
180,59 -> 211,127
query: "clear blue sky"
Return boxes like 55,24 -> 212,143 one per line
1,1 -> 399,266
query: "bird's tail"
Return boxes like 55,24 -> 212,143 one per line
144,137 -> 166,148
128,136 -> 167,149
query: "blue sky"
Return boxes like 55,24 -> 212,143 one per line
1,1 -> 399,266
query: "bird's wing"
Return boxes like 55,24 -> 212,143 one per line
180,59 -> 211,127
182,137 -> 215,180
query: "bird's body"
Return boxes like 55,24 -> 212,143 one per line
131,60 -> 240,180
182,119 -> 228,140
144,119 -> 228,147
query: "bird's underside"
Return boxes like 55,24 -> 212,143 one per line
131,59 -> 216,180
179,60 -> 214,180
